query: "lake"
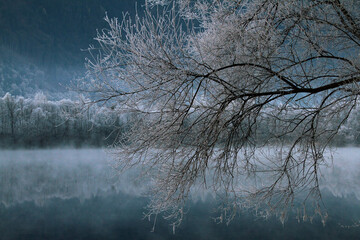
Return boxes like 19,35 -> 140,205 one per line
1,148 -> 360,239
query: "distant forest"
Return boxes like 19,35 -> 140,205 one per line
0,93 -> 126,148
0,92 -> 359,148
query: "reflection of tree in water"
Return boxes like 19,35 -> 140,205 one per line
1,148 -> 360,229
1,191 -> 360,239
0,149 -> 124,206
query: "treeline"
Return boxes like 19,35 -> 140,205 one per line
0,92 -> 125,148
0,92 -> 359,148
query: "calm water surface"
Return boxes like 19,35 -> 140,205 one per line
1,148 -> 360,239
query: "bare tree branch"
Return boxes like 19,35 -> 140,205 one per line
83,0 -> 360,225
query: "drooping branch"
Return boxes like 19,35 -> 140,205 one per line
84,0 -> 360,225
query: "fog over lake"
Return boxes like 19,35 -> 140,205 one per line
1,148 -> 360,239
2,0 -> 360,239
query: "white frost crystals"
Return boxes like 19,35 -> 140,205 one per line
83,0 -> 360,225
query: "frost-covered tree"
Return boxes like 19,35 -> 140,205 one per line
0,93 -> 123,147
2,93 -> 18,142
85,0 -> 360,224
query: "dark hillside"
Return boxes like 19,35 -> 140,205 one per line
0,0 -> 144,96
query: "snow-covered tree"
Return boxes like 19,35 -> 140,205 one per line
85,0 -> 360,223
0,93 -> 124,147
2,93 -> 17,142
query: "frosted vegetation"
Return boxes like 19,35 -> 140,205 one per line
82,0 -> 360,225
0,92 -> 126,148
2,0 -> 360,228
0,91 -> 359,148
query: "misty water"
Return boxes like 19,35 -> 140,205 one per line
1,148 -> 360,239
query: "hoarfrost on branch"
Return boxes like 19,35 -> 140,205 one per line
84,0 -> 360,224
